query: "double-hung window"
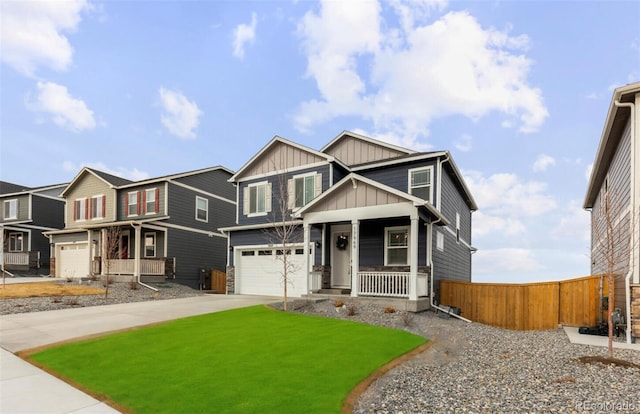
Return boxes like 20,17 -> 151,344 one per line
90,195 -> 105,219
4,199 -> 17,219
196,196 -> 208,222
408,166 -> 433,203
74,198 -> 87,221
144,233 -> 156,257
9,233 -> 23,252
145,188 -> 158,214
385,226 -> 409,265
127,192 -> 139,216
288,173 -> 321,209
243,181 -> 271,216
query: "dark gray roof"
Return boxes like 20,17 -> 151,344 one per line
0,181 -> 30,194
86,168 -> 133,187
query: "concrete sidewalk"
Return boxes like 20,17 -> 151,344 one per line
563,326 -> 640,350
1,294 -> 279,414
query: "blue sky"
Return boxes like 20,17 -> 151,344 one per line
1,0 -> 638,283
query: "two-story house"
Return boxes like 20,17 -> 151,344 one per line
584,81 -> 640,343
1,181 -> 67,274
46,166 -> 236,289
221,131 -> 477,311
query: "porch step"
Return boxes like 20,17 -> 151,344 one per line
317,288 -> 351,295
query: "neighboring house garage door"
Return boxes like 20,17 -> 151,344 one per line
57,244 -> 89,278
235,246 -> 313,297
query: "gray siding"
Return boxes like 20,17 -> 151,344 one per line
1,194 -> 30,222
359,159 -> 439,205
167,227 -> 228,288
440,167 -> 472,245
117,184 -> 166,221
172,168 -> 235,201
357,218 -> 427,267
167,183 -> 235,231
32,195 -> 65,229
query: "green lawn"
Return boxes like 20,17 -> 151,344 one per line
30,305 -> 426,413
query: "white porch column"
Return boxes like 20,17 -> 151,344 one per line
134,225 -> 141,280
350,220 -> 359,297
0,227 -> 4,273
303,223 -> 310,294
409,215 -> 419,301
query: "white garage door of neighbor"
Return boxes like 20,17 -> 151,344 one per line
57,244 -> 89,278
235,247 -> 313,297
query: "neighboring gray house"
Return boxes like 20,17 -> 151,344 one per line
221,131 -> 477,310
584,81 -> 640,342
46,166 -> 235,289
0,181 -> 67,274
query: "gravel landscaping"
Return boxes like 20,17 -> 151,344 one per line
3,283 -> 638,413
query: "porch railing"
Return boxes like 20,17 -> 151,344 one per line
311,271 -> 322,291
102,259 -> 165,275
3,252 -> 29,266
358,272 -> 429,298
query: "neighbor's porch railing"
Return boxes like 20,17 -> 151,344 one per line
103,259 -> 165,275
3,252 -> 29,266
358,272 -> 429,298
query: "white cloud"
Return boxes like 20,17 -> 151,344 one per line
30,81 -> 96,132
232,12 -> 257,59
63,161 -> 150,181
551,200 -> 590,241
0,0 -> 90,77
473,211 -> 526,237
585,163 -> 593,182
158,87 -> 202,139
532,154 -> 556,172
454,134 -> 473,152
474,248 -> 544,274
295,2 -> 548,146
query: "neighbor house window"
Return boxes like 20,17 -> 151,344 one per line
243,182 -> 271,216
436,231 -> 444,252
408,166 -> 433,202
127,192 -> 139,216
144,233 -> 156,257
288,173 -> 321,208
196,196 -> 208,222
385,226 -> 409,265
74,198 -> 88,221
8,233 -> 23,252
90,195 -> 105,219
145,188 -> 159,214
456,212 -> 461,243
4,199 -> 17,219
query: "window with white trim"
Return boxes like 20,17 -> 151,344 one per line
243,182 -> 271,216
74,198 -> 88,221
127,192 -> 139,216
4,199 -> 17,219
288,173 -> 322,208
145,188 -> 158,214
9,233 -> 23,252
408,166 -> 433,202
436,231 -> 444,251
456,212 -> 460,243
196,196 -> 208,222
144,233 -> 156,257
385,226 -> 409,265
90,195 -> 105,219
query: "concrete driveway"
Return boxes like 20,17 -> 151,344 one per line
1,294 -> 279,413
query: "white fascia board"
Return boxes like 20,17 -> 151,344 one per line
167,180 -> 236,205
442,154 -> 478,211
229,136 -> 335,182
321,130 -> 417,155
61,167 -> 116,197
219,220 -> 302,233
350,152 -> 447,172
235,161 -> 330,184
303,203 -> 416,225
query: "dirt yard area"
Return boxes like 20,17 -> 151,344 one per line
0,282 -> 104,299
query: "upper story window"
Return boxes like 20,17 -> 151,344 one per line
74,198 -> 88,221
436,231 -> 444,251
90,195 -> 105,219
127,192 -> 139,216
288,173 -> 322,209
385,226 -> 409,265
4,199 -> 17,219
456,212 -> 460,243
145,188 -> 159,214
196,196 -> 208,222
243,181 -> 272,216
408,166 -> 433,203
9,233 -> 23,252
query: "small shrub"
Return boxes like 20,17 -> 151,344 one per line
346,303 -> 357,316
52,296 -> 63,303
400,311 -> 414,326
129,280 -> 139,290
384,306 -> 396,314
65,297 -> 80,306
333,299 -> 345,308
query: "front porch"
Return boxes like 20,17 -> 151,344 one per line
91,257 -> 174,283
1,251 -> 40,271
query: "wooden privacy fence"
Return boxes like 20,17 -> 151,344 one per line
210,269 -> 227,294
440,275 -> 608,330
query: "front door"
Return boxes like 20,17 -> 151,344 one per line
331,226 -> 351,288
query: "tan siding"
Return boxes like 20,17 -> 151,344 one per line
312,181 -> 405,211
65,173 -> 114,228
240,142 -> 325,178
324,135 -> 407,166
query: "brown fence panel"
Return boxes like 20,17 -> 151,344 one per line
440,277 -> 605,331
211,269 -> 227,294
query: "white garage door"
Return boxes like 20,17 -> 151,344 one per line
235,246 -> 313,297
57,243 -> 89,278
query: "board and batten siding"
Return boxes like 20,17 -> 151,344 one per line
591,119 -> 632,315
239,141 -> 327,180
323,135 -> 408,166
65,174 -> 115,228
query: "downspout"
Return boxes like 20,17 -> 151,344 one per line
428,219 -> 471,322
131,222 -> 158,293
614,99 -> 635,344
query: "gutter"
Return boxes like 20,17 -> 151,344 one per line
614,99 -> 635,344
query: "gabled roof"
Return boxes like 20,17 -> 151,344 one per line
229,135 -> 338,182
584,81 -> 640,208
0,181 -> 30,194
61,167 -> 133,197
0,181 -> 68,197
295,173 -> 448,224
118,165 -> 233,189
321,130 -> 416,155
